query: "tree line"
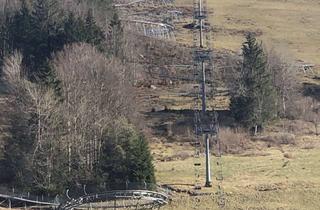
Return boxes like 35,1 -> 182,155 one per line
0,0 -> 155,194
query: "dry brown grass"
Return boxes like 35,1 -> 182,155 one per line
175,0 -> 320,88
254,133 -> 297,146
158,85 -> 230,111
155,144 -> 320,209
176,0 -> 320,65
268,119 -> 319,136
219,128 -> 251,154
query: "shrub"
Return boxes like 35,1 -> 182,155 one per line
256,133 -> 296,145
218,128 -> 250,154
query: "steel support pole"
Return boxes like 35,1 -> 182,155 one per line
205,134 -> 212,187
201,61 -> 206,112
198,0 -> 212,188
199,0 -> 204,48
202,60 -> 212,187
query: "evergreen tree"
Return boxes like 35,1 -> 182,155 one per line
127,135 -> 155,184
230,33 -> 277,134
0,108 -> 34,188
0,4 -> 15,75
0,18 -> 10,75
11,0 -> 32,45
85,9 -> 104,46
98,119 -> 155,187
63,12 -> 84,44
109,12 -> 124,57
8,0 -> 32,77
28,0 -> 63,78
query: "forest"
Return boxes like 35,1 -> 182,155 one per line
0,0 -> 155,194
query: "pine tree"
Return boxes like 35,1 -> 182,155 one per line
109,12 -> 123,57
63,12 -> 83,43
84,9 -> 105,46
0,1 -> 19,75
98,119 -> 155,188
8,0 -> 32,75
29,0 -> 55,78
127,135 -> 155,184
230,33 -> 277,134
0,106 -> 34,187
98,130 -> 129,186
0,17 -> 10,74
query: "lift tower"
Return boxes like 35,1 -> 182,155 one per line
193,0 -> 216,188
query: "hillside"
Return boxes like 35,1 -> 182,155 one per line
139,0 -> 320,139
176,0 -> 320,65
152,121 -> 320,209
0,0 -> 319,209
141,0 -> 319,114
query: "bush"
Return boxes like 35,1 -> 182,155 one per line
218,128 -> 250,154
256,133 -> 296,145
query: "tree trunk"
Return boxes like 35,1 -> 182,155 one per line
254,125 -> 258,136
282,95 -> 286,116
68,142 -> 71,173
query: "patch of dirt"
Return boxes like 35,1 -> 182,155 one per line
268,120 -> 318,136
213,27 -> 263,37
254,183 -> 284,192
239,151 -> 271,157
253,133 -> 297,146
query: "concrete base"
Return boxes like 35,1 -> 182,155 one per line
205,182 -> 212,187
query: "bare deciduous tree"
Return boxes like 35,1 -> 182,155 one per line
53,43 -> 136,175
267,48 -> 299,118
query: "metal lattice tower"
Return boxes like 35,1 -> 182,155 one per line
192,1 -> 225,207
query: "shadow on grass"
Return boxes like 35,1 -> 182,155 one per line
303,82 -> 320,101
144,109 -> 234,140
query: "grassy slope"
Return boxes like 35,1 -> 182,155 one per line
176,0 -> 320,66
160,0 -> 319,110
155,143 -> 320,209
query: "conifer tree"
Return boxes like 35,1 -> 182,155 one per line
63,12 -> 83,43
8,0 -> 32,76
98,119 -> 155,187
29,0 -> 62,78
109,12 -> 123,57
230,33 -> 277,134
0,110 -> 34,187
0,2 -> 17,74
84,9 -> 105,46
0,18 -> 10,74
127,135 -> 155,184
